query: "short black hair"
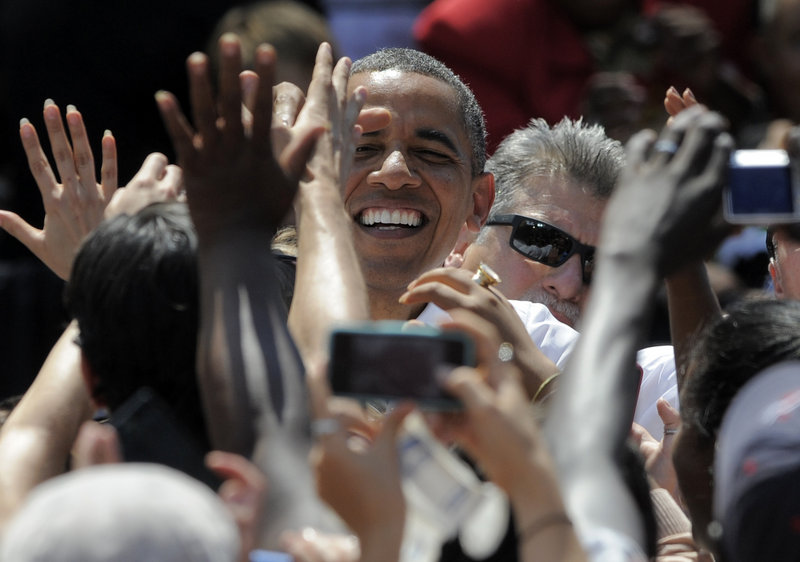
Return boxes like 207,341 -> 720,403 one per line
65,202 -> 207,448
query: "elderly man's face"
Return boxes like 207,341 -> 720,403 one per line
345,70 -> 491,297
462,176 -> 604,327
769,227 -> 800,299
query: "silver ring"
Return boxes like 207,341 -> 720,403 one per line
663,427 -> 678,436
472,262 -> 501,288
498,342 -> 514,362
311,418 -> 340,438
653,139 -> 679,156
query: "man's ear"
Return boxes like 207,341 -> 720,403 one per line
769,259 -> 784,297
468,172 -> 495,232
80,352 -> 107,410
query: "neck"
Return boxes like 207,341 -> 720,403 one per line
368,288 -> 426,321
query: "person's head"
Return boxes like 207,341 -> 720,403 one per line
207,0 -> 337,93
767,223 -> 800,298
460,117 -> 624,327
672,298 -> 800,552
0,463 -> 240,561
346,48 -> 494,315
755,0 -> 800,121
64,202 -> 206,447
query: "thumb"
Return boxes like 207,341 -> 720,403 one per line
657,398 -> 680,439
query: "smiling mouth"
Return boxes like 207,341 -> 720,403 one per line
357,207 -> 424,229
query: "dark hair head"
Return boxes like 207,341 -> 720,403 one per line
351,47 -> 486,177
65,202 -> 206,446
681,298 -> 800,439
486,117 -> 624,216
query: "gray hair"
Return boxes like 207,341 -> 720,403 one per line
351,48 -> 487,177
486,117 -> 625,216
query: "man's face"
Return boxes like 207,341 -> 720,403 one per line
463,176 -> 604,327
769,227 -> 800,299
345,70 -> 489,294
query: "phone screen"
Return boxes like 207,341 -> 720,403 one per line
328,329 -> 473,409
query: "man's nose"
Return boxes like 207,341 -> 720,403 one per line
543,255 -> 586,303
367,150 -> 422,190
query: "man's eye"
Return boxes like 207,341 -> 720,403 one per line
355,145 -> 379,156
415,149 -> 450,162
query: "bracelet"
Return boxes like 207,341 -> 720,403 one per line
533,371 -> 561,402
519,512 -> 573,543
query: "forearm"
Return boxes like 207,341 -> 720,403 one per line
0,322 -> 93,528
197,231 -> 300,455
665,261 -> 721,389
289,180 -> 369,369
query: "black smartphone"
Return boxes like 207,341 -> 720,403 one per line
725,149 -> 800,224
327,322 -> 475,410
109,387 -> 222,490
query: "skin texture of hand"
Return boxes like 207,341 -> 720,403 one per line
630,399 -> 681,502
400,267 -> 560,398
104,152 -> 184,218
307,365 -> 409,562
156,33 -> 322,241
0,102 -> 117,280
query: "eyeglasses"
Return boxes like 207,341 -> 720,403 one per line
486,214 -> 596,284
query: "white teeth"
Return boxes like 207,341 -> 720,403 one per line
358,208 -> 422,227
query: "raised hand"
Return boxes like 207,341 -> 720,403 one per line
0,102 -> 117,279
156,33 -> 324,242
104,152 -> 184,218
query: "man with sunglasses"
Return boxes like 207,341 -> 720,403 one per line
445,117 -> 678,439
454,117 -> 618,328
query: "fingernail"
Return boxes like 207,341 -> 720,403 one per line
668,86 -> 678,95
154,90 -> 169,105
66,104 -> 77,113
219,33 -> 239,56
44,98 -> 55,108
19,117 -> 30,127
188,52 -> 206,67
103,129 -> 112,138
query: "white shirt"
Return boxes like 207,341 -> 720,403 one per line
417,301 -> 678,440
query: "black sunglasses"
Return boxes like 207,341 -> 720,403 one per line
486,214 -> 596,284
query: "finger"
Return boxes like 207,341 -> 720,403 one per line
217,33 -> 244,144
357,107 -> 392,134
407,266 -> 475,292
657,398 -> 680,429
279,123 -> 327,181
206,450 -> 268,492
672,108 -> 728,172
240,70 -> 259,114
100,130 -> 118,201
252,44 -> 279,149
271,81 -> 305,129
155,90 -> 197,165
19,117 -> 59,197
71,421 -> 123,469
137,152 -> 169,182
42,100 -> 77,188
186,51 -> 218,144
630,422 -> 657,446
64,104 -> 96,196
161,165 -> 184,198
442,309 -> 502,368
372,402 -> 414,454
306,42 -> 334,108
331,51 -> 351,109
663,86 -> 684,117
0,210 -> 44,257
623,128 -> 657,171
442,366 -> 494,414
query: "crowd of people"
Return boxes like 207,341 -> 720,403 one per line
1,1 -> 800,561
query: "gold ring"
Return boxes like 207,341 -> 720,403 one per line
472,262 -> 501,288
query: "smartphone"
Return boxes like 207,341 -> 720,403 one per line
109,387 -> 222,490
327,322 -> 476,410
724,149 -> 800,224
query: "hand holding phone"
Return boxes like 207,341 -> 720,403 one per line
327,322 -> 475,410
